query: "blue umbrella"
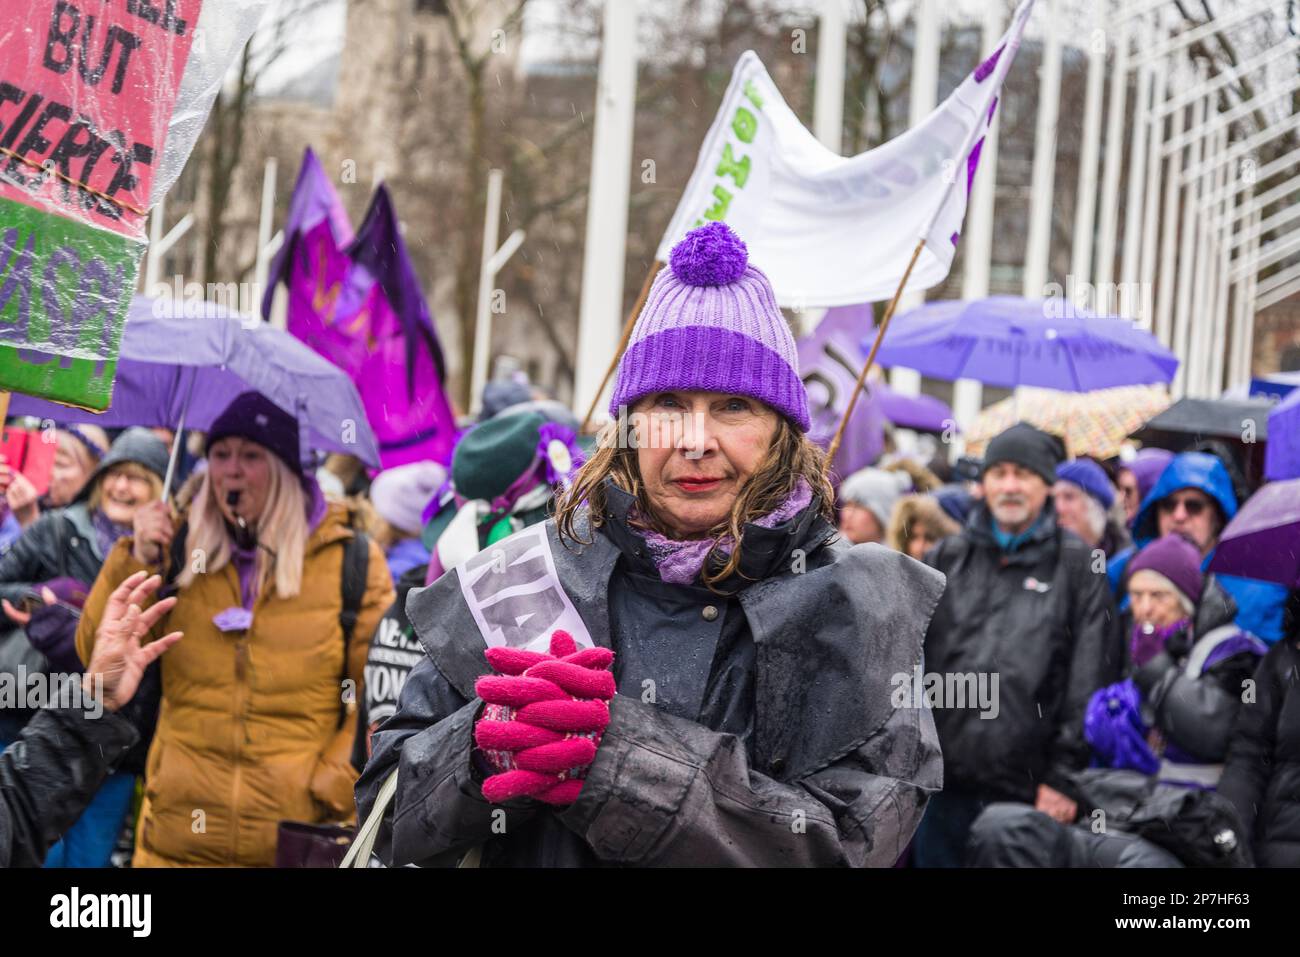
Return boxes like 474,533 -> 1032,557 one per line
9,297 -> 382,471
871,296 -> 1179,391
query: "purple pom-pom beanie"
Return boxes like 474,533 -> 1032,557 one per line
609,222 -> 810,431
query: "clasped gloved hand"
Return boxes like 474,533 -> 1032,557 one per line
473,630 -> 615,805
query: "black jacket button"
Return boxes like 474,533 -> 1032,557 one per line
771,757 -> 786,775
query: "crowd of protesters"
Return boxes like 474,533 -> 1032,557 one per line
0,221 -> 1295,869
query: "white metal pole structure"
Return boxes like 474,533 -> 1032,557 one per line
142,195 -> 196,298
1069,0 -> 1107,286
253,157 -> 283,323
1022,0 -> 1062,300
1117,6 -> 1154,313
1239,206 -> 1263,383
1153,61 -> 1188,349
889,0 -> 940,400
814,0 -> 847,154
1170,72 -> 1209,399
1135,9 -> 1168,329
1227,196 -> 1253,389
1209,125 -> 1234,396
803,0 -> 849,336
1093,10 -> 1130,292
572,0 -> 639,425
469,168 -> 527,415
952,0 -> 1003,435
1187,122 -> 1218,398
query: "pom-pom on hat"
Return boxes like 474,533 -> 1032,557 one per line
609,222 -> 810,431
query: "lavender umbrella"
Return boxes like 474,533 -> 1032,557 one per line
9,296 -> 382,469
872,296 -> 1179,391
1265,388 -> 1300,481
871,381 -> 957,434
1207,479 -> 1300,589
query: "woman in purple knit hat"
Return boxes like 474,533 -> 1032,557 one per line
357,222 -> 947,867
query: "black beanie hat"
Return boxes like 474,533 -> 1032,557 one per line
206,392 -> 302,476
981,422 -> 1065,485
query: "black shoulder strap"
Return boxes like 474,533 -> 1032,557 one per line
163,522 -> 190,593
339,531 -> 369,645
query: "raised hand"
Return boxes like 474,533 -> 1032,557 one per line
82,571 -> 182,712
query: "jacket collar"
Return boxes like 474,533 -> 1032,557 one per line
965,499 -> 1059,564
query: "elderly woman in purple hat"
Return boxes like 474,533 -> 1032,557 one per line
357,222 -> 946,867
968,532 -> 1267,866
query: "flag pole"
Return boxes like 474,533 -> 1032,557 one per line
826,237 -> 927,462
579,260 -> 663,434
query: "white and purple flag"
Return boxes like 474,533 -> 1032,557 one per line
655,0 -> 1036,309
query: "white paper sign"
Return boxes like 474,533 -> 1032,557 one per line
456,523 -> 594,652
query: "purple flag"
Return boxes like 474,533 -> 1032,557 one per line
261,147 -> 354,320
280,181 -> 457,468
796,304 -> 886,482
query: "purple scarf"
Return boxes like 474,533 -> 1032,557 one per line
91,509 -> 133,558
1130,617 -> 1191,668
629,478 -> 813,586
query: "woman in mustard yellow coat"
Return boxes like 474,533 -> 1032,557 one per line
77,394 -> 393,866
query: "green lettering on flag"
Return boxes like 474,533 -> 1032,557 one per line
0,196 -> 142,411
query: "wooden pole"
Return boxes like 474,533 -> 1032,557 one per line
0,391 -> 10,426
826,238 -> 927,462
579,260 -> 663,434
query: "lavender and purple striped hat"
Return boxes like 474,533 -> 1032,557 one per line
609,222 -> 810,431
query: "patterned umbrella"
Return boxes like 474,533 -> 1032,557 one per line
964,385 -> 1171,460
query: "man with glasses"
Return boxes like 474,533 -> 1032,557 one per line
1108,451 -> 1288,644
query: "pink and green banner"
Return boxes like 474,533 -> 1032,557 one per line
0,0 -> 266,411
0,195 -> 141,409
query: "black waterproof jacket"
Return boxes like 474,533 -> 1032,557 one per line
923,501 -> 1123,803
357,484 -> 947,866
0,503 -> 106,621
0,705 -> 137,867
1219,629 -> 1300,867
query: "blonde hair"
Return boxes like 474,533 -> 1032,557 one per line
555,412 -> 835,594
178,452 -> 309,599
886,494 -> 960,555
88,462 -> 163,512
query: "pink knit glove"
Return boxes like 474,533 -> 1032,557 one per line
474,630 -> 615,805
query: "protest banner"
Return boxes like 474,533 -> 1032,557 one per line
0,0 -> 267,410
655,0 -> 1036,310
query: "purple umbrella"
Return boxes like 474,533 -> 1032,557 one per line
1207,479 -> 1300,588
9,296 -> 382,470
871,381 -> 957,434
872,296 -> 1179,391
1265,388 -> 1300,481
